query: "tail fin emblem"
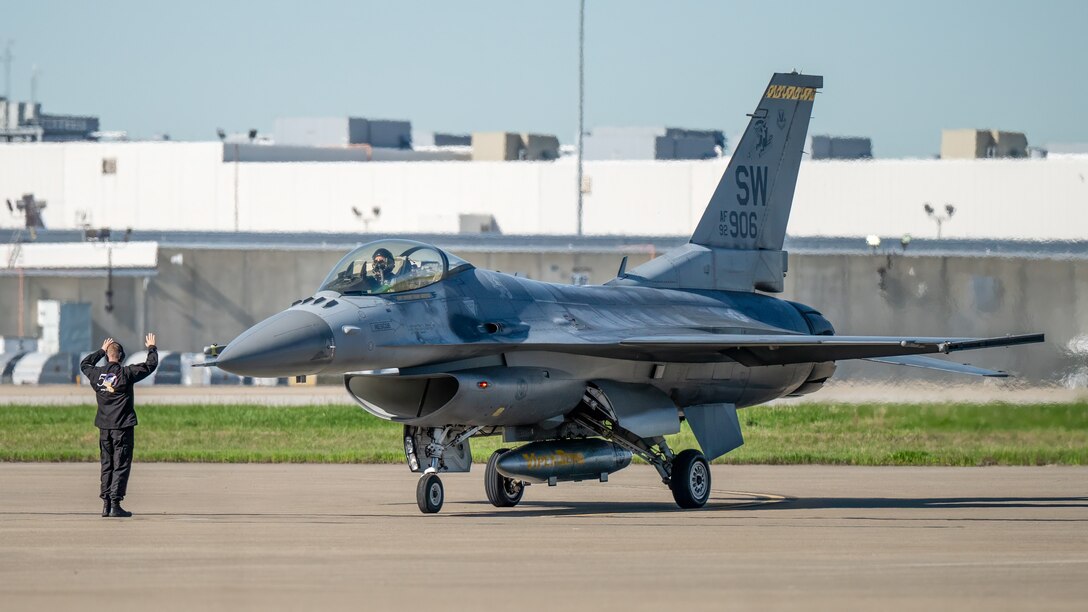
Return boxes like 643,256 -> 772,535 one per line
752,119 -> 773,157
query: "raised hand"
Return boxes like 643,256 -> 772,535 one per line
101,337 -> 114,351
145,332 -> 156,348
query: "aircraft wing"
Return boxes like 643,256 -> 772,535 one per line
382,333 -> 1043,370
615,332 -> 1044,367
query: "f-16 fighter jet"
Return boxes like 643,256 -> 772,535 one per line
206,73 -> 1042,513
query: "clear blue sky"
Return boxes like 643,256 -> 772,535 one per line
4,0 -> 1086,157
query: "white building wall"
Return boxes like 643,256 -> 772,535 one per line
791,158 -> 1088,240
0,142 -> 225,231
2,142 -> 1086,240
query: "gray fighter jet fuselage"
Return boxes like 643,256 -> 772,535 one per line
209,72 -> 1043,513
223,268 -> 840,411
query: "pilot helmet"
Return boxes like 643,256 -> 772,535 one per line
372,248 -> 394,272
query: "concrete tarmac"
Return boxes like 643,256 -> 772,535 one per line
1,464 -> 1086,611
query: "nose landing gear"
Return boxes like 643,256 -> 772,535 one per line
407,424 -> 484,514
416,472 -> 444,513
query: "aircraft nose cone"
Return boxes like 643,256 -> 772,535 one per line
216,310 -> 336,377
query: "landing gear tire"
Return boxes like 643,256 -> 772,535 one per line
485,449 -> 525,508
416,473 -> 444,514
670,449 -> 711,509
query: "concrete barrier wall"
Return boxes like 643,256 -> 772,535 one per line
1,247 -> 1084,385
784,253 -> 1088,385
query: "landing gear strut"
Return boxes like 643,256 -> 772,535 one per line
572,394 -> 712,509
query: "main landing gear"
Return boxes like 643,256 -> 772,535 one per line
669,449 -> 711,508
571,395 -> 713,509
484,449 -> 525,508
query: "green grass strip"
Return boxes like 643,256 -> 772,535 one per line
0,402 -> 1085,466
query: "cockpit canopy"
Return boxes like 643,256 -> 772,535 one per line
319,239 -> 473,296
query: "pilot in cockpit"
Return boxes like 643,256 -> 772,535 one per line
328,244 -> 429,294
369,248 -> 398,287
332,250 -> 397,294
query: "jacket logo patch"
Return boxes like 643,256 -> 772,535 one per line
98,373 -> 118,393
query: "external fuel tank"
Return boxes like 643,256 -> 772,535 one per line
495,439 -> 632,484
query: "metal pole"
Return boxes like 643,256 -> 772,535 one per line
30,64 -> 38,109
2,41 -> 12,103
233,143 -> 240,231
576,0 -> 585,236
3,40 -> 13,135
17,268 -> 24,337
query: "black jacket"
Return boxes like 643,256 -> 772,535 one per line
80,346 -> 158,429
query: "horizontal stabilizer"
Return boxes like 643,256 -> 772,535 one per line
864,355 -> 1008,377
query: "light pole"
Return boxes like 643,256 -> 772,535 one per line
924,202 -> 955,239
2,41 -> 13,105
576,0 -> 585,236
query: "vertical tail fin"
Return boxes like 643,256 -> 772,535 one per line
614,72 -> 822,293
690,72 -> 822,250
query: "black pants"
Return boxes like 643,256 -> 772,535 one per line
99,427 -> 134,501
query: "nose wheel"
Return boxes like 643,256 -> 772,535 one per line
416,473 -> 444,513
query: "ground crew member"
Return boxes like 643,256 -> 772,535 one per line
80,333 -> 158,518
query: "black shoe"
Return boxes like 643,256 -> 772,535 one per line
101,499 -> 112,517
108,501 -> 132,518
